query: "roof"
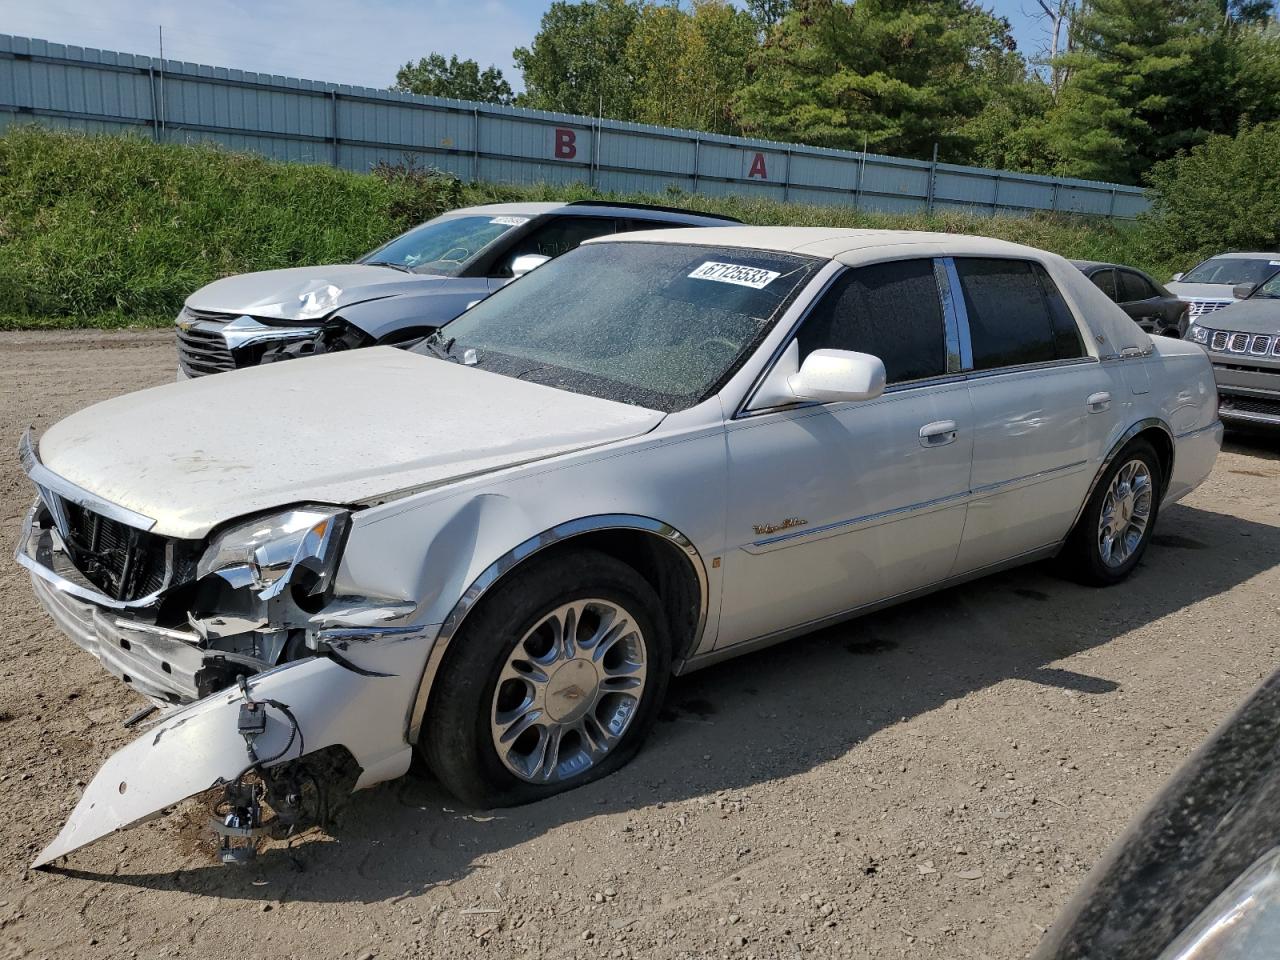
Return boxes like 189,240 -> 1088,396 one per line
1206,251 -> 1280,259
595,226 -> 1058,263
589,226 -> 1151,358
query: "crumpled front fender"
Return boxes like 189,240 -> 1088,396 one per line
34,634 -> 432,868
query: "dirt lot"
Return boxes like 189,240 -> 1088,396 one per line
1,330 -> 1277,960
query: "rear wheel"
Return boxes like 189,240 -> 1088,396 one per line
421,550 -> 670,808
1060,439 -> 1162,585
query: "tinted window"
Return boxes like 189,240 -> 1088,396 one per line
1089,268 -> 1119,301
797,259 -> 946,384
1036,264 -> 1086,360
1118,270 -> 1157,302
492,216 -> 619,277
956,258 -> 1080,369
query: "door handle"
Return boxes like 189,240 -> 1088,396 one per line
1087,391 -> 1112,413
919,420 -> 958,447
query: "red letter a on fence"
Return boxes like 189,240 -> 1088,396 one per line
748,152 -> 768,179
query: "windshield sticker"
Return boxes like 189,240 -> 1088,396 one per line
1271,260 -> 1280,266
489,216 -> 530,226
688,261 -> 782,289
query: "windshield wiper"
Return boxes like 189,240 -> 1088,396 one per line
364,260 -> 414,274
420,335 -> 459,363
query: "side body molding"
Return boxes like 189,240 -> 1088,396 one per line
406,514 -> 709,746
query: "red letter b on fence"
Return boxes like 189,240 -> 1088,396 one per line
554,128 -> 577,160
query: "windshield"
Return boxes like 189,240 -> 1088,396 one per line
360,213 -> 530,276
1181,256 -> 1280,286
1250,270 -> 1280,299
416,241 -> 821,412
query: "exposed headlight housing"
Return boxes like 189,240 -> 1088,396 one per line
198,506 -> 348,602
1189,323 -> 1210,344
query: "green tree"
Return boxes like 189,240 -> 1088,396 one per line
392,53 -> 514,105
514,0 -> 641,117
626,0 -> 758,134
1043,0 -> 1240,183
1143,122 -> 1280,265
733,0 -> 1020,159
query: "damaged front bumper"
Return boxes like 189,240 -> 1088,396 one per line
16,437 -> 441,867
33,636 -> 432,867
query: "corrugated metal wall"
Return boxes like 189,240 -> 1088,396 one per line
0,34 -> 1150,219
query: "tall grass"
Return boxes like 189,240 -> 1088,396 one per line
0,126 -> 1171,331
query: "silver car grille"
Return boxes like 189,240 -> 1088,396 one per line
1206,328 -> 1280,357
1187,299 -> 1233,317
176,309 -> 237,377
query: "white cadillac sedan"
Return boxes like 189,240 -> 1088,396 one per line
18,228 -> 1222,866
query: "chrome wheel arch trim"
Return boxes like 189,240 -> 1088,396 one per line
1068,417 -> 1175,536
406,514 -> 709,746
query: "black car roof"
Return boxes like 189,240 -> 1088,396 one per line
561,199 -> 740,226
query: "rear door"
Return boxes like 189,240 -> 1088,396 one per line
718,258 -> 974,648
950,258 -> 1114,573
1116,269 -> 1166,329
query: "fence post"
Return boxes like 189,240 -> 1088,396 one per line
991,173 -> 1001,216
591,118 -> 600,190
147,66 -> 159,142
783,147 -> 791,203
855,141 -> 867,210
692,134 -> 701,195
329,90 -> 339,167
1108,186 -> 1117,219
472,107 -> 481,182
1050,180 -> 1059,213
926,142 -> 939,214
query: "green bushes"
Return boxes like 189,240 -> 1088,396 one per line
0,125 -> 1170,330
1142,123 -> 1280,271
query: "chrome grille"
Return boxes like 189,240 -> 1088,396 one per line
176,309 -> 237,377
1188,299 -> 1232,317
47,494 -> 172,601
1211,331 -> 1229,351
1229,333 -> 1251,352
1250,334 -> 1273,355
1203,325 -> 1280,357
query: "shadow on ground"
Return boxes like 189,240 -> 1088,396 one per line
46,497 -> 1280,902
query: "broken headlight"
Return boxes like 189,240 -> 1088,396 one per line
198,506 -> 349,602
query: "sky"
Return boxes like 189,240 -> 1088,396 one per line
0,0 -> 1054,92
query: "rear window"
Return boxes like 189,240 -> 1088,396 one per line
955,259 -> 1083,370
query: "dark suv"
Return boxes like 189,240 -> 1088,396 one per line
175,201 -> 740,377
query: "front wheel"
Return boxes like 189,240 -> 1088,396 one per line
420,550 -> 670,808
1060,439 -> 1162,585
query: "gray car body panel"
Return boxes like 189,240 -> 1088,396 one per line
1200,297 -> 1280,336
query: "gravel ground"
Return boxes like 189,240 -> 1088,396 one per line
1,330 -> 1277,960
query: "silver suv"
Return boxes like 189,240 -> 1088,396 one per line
1167,251 -> 1280,323
1188,269 -> 1280,427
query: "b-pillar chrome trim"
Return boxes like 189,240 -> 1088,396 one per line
405,514 -> 710,746
1066,417 -> 1177,534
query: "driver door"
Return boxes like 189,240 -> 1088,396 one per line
717,258 -> 974,649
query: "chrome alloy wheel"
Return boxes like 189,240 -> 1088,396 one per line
490,599 -> 648,784
1097,459 -> 1154,568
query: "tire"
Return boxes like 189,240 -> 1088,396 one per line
420,549 -> 671,808
1060,438 -> 1162,586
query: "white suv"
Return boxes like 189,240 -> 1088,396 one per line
19,228 -> 1222,867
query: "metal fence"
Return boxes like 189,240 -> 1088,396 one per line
0,33 -> 1150,219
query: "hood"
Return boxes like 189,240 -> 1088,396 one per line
36,349 -> 664,539
186,265 -> 449,321
1201,297 -> 1280,335
1166,281 -> 1239,302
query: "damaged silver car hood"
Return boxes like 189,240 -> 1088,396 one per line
36,348 -> 663,539
186,264 -> 447,320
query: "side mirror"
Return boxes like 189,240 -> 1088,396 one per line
789,349 -> 886,404
511,254 -> 551,278
1232,282 -> 1256,300
1171,272 -> 1184,282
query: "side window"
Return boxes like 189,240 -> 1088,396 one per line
1119,270 -> 1156,302
955,258 -> 1078,370
1090,268 -> 1119,302
796,259 -> 947,384
1034,264 -> 1086,360
492,216 -> 619,277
